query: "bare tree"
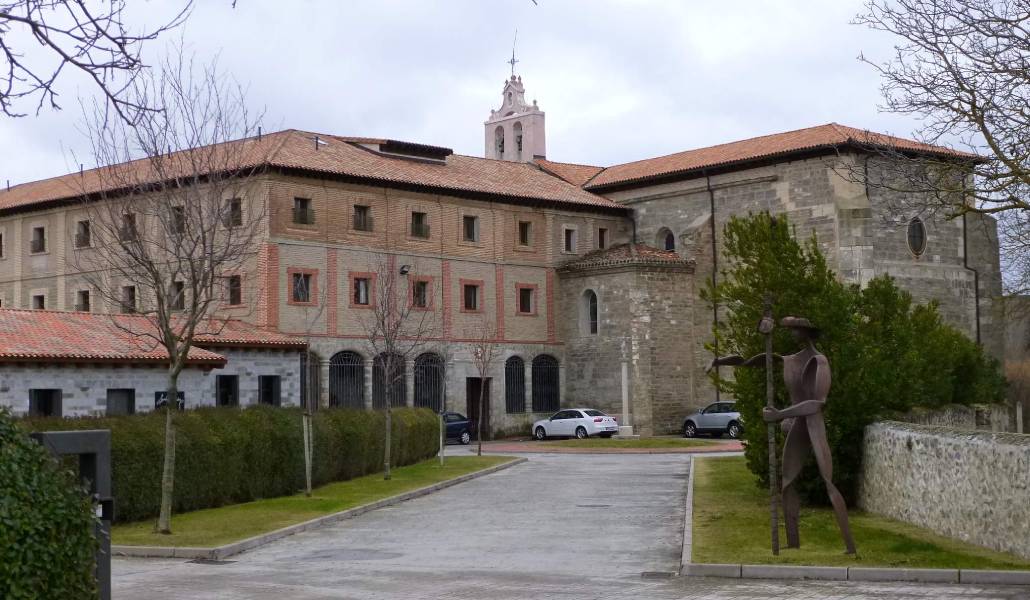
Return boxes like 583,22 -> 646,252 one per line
0,1 -> 195,120
359,257 -> 437,480
853,0 -> 1030,293
73,54 -> 266,534
467,323 -> 499,457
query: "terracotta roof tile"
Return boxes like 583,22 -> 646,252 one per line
0,309 -> 305,365
534,159 -> 605,186
585,123 -> 979,190
558,243 -> 693,272
0,129 -> 624,214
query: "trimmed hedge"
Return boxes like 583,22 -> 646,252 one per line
1,409 -> 97,599
22,406 -> 439,523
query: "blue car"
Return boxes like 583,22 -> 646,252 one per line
443,412 -> 472,445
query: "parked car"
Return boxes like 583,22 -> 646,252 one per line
682,401 -> 743,439
533,408 -> 619,440
442,412 -> 472,445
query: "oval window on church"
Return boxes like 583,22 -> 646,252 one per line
907,217 -> 926,257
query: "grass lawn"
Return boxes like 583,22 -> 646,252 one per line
545,436 -> 724,449
113,455 -> 513,548
692,456 -> 1030,570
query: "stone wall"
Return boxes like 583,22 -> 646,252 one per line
899,403 -> 1011,432
858,421 -> 1030,559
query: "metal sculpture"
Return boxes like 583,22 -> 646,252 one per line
709,315 -> 856,554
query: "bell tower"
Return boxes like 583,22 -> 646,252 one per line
484,74 -> 545,162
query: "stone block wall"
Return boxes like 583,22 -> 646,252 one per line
858,421 -> 1030,559
899,403 -> 1011,432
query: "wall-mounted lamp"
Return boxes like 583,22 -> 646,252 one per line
399,264 -> 411,275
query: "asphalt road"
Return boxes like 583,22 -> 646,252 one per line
111,452 -> 1030,599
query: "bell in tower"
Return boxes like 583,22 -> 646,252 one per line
484,74 -> 545,162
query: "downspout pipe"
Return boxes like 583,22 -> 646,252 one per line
705,171 -> 720,402
962,210 -> 982,345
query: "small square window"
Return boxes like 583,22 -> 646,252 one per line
75,290 -> 90,312
224,198 -> 243,228
29,389 -> 61,417
170,206 -> 186,235
121,286 -> 136,313
463,284 -> 480,311
292,272 -> 312,303
518,287 -> 533,314
170,281 -> 185,310
412,280 -> 429,308
120,213 -> 138,242
598,228 -> 608,250
353,277 -> 370,305
75,220 -> 91,248
30,226 -> 45,253
564,228 -> 578,253
259,375 -> 281,407
227,275 -> 242,305
216,375 -> 239,407
463,215 -> 479,242
293,197 -> 314,225
106,389 -> 136,416
353,205 -> 373,232
518,221 -> 532,246
411,211 -> 430,238
32,294 -> 45,310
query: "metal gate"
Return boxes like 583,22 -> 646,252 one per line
413,353 -> 444,412
373,352 -> 406,409
329,351 -> 365,409
505,356 -> 525,413
300,351 -> 322,411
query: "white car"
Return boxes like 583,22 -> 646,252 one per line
533,408 -> 619,440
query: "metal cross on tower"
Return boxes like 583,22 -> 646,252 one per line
508,29 -> 519,76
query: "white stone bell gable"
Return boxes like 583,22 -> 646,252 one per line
484,75 -> 546,162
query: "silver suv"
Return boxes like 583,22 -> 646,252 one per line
683,401 -> 743,439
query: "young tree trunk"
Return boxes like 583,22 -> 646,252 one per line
477,383 -> 486,457
156,374 -> 178,534
384,405 -> 392,480
302,412 -> 312,497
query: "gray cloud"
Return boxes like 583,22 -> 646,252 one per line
1,0 -> 923,185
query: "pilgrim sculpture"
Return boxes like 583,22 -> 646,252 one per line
708,316 -> 856,554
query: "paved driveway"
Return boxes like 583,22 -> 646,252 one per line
112,453 -> 1029,599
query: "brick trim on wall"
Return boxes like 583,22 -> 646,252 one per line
441,260 -> 452,336
494,265 -> 506,337
326,248 -> 338,335
286,267 -> 319,306
263,243 -> 279,328
546,269 -> 556,342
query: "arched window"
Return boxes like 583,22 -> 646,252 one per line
495,125 -> 505,157
580,290 -> 599,335
299,350 -> 321,411
656,227 -> 675,251
505,356 -> 526,414
373,352 -> 406,409
531,354 -> 560,413
329,351 -> 364,409
413,353 -> 444,413
907,217 -> 927,256
513,121 -> 523,156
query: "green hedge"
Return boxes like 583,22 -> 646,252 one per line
1,409 -> 97,599
21,406 -> 439,523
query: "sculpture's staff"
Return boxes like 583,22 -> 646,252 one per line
760,296 -> 780,555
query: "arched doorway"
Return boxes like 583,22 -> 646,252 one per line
413,353 -> 444,413
505,356 -> 526,414
531,354 -> 560,413
329,351 -> 365,409
373,352 -> 406,409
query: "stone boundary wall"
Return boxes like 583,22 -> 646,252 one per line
898,403 -> 1011,432
859,421 -> 1030,559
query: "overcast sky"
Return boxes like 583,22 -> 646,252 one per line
1,0 -> 915,186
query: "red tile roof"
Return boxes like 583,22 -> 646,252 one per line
558,243 -> 693,272
0,309 -> 305,365
0,130 -> 624,214
584,123 -> 979,190
535,159 -> 605,186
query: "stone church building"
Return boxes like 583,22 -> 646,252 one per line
0,73 -> 1001,435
